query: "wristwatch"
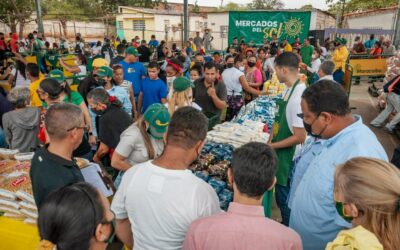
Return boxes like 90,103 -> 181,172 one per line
89,132 -> 93,136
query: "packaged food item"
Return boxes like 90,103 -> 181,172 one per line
14,152 -> 34,161
209,162 -> 229,180
20,208 -> 38,220
19,201 -> 37,212
3,212 -> 25,220
0,149 -> 19,160
15,190 -> 35,204
218,189 -> 234,211
208,178 -> 226,194
194,171 -> 210,182
24,218 -> 37,225
0,205 -> 20,214
75,157 -> 90,169
0,189 -> 17,200
0,198 -> 20,209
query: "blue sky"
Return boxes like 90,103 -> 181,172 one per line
168,0 -> 329,10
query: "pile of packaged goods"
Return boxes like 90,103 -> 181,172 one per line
0,150 -> 37,224
207,121 -> 269,148
189,143 -> 234,210
263,73 -> 287,95
234,95 -> 280,130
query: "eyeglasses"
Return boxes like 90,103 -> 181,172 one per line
67,124 -> 89,132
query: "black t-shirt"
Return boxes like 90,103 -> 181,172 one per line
138,46 -> 151,63
98,105 -> 132,149
78,74 -> 100,104
30,145 -> 84,206
110,55 -> 125,67
193,78 -> 227,116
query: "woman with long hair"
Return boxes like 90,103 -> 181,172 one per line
327,157 -> 400,250
111,103 -> 170,187
8,59 -> 30,88
37,182 -> 115,250
166,77 -> 201,116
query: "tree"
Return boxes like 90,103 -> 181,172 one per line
219,2 -> 248,11
192,0 -> 200,13
0,0 -> 34,38
248,0 -> 284,10
300,4 -> 313,10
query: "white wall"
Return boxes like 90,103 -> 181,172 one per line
207,12 -> 229,50
309,10 -> 317,30
346,12 -> 396,29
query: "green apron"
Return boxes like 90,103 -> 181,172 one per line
263,80 -> 299,217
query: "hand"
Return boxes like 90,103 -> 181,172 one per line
4,67 -> 11,75
93,154 -> 101,164
207,86 -> 216,98
133,111 -> 139,121
88,135 -> 97,147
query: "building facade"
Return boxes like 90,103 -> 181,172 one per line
344,6 -> 397,30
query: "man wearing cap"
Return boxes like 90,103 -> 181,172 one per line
119,46 -> 147,111
111,107 -> 220,250
333,38 -> 349,72
78,57 -> 108,103
193,61 -> 227,118
86,88 -> 132,166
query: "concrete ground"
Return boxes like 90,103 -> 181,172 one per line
271,78 -> 399,222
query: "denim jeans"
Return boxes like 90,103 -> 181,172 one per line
275,180 -> 292,226
371,92 -> 400,130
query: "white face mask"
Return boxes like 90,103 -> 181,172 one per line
166,76 -> 176,87
239,66 -> 245,72
312,54 -> 317,59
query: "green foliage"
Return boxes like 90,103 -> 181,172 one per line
326,0 -> 398,13
192,0 -> 200,13
0,0 -> 35,32
219,2 -> 248,11
248,0 -> 285,10
300,4 -> 313,10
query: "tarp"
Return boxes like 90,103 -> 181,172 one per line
228,11 -> 311,45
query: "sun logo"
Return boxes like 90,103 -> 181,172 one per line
284,18 -> 304,38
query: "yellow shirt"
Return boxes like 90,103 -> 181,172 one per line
326,226 -> 383,250
30,76 -> 45,107
284,43 -> 293,52
333,46 -> 349,72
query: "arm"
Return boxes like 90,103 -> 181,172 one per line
59,58 -> 81,74
207,84 -> 227,110
137,92 -> 143,115
111,151 -> 132,171
269,127 -> 306,150
93,142 -> 110,163
239,75 -> 261,96
160,98 -> 167,104
79,101 -> 96,146
2,115 -> 11,145
0,67 -> 11,80
116,219 -> 133,249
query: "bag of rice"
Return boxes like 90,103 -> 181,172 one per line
19,201 -> 37,212
0,198 -> 20,209
3,212 -> 25,220
20,208 -> 38,220
23,218 -> 37,225
0,205 -> 21,214
15,190 -> 35,204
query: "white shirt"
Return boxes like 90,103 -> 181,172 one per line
284,82 -> 306,134
265,57 -> 276,74
11,68 -> 30,88
222,67 -> 244,96
111,160 -> 221,250
115,125 -> 164,166
307,58 -> 322,74
77,65 -> 87,77
92,46 -> 101,55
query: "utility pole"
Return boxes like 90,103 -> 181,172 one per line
35,0 -> 44,33
394,0 -> 400,49
183,0 -> 188,43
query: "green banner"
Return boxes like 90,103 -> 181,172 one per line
228,11 -> 311,45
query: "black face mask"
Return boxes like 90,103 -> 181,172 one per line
248,62 -> 256,68
302,114 -> 328,139
226,63 -> 234,68
97,79 -> 106,86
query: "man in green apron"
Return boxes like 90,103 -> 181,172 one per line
263,52 -> 306,225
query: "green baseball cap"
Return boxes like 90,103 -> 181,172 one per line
126,46 -> 141,56
143,103 -> 171,140
173,77 -> 194,92
48,69 -> 65,83
97,66 -> 113,78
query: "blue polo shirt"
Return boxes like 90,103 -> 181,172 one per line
140,77 -> 167,112
289,115 -> 387,250
119,60 -> 147,98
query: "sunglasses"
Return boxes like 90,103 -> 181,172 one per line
67,124 -> 89,132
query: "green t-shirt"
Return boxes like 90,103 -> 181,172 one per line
42,91 -> 84,108
300,45 -> 314,66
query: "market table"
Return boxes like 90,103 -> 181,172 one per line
0,216 -> 40,249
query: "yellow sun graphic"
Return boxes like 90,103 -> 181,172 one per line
284,18 -> 304,38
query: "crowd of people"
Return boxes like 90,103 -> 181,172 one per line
0,30 -> 399,250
